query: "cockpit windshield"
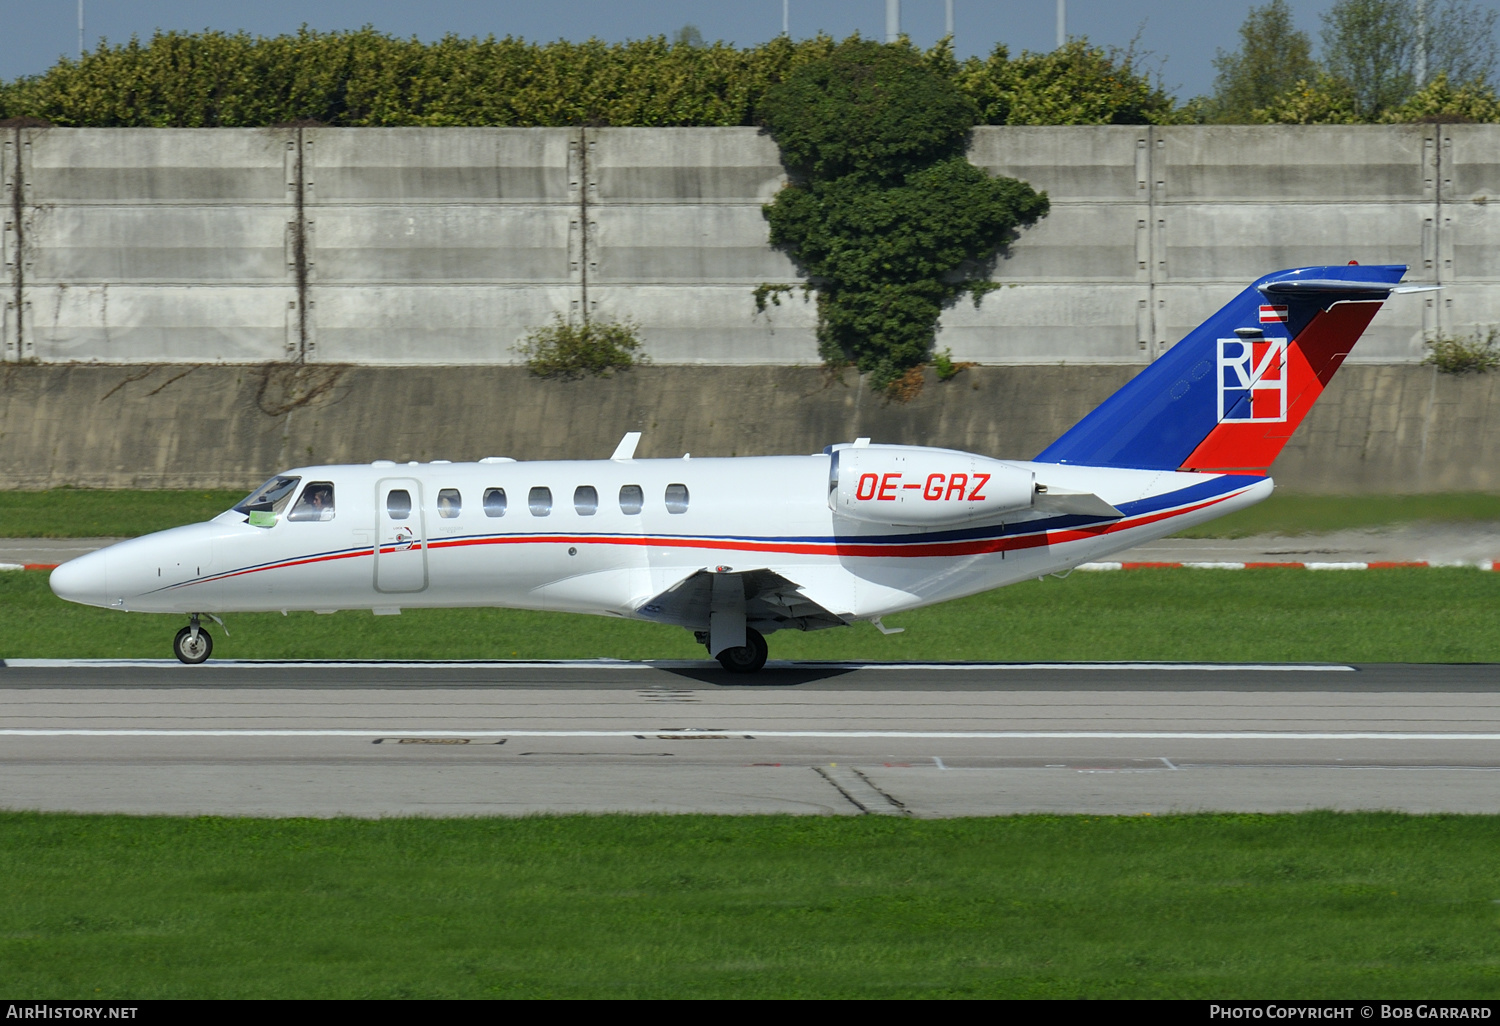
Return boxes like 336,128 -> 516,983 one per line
233,475 -> 302,527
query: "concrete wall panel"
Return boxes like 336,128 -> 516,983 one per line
1157,125 -> 1431,202
1160,204 -> 1426,281
968,126 -> 1146,201
938,285 -> 1151,364
588,285 -> 819,364
3,126 -> 1496,366
592,127 -> 786,203
592,205 -> 800,283
312,205 -> 570,283
25,285 -> 294,363
984,203 -> 1147,282
28,206 -> 289,283
26,128 -> 289,204
310,285 -> 569,364
309,128 -> 572,202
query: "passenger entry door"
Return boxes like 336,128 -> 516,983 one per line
375,478 -> 428,593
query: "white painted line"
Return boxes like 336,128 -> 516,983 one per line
933,756 -> 947,770
1,729 -> 1494,740
0,659 -> 1359,672
1076,562 -> 1122,571
1306,562 -> 1369,570
1184,562 -> 1247,570
0,563 -> 24,572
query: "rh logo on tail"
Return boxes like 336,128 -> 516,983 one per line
1217,337 -> 1288,423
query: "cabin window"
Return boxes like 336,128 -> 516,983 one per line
574,485 -> 598,516
619,484 -> 644,515
386,489 -> 413,520
234,475 -> 301,528
437,488 -> 462,519
483,487 -> 507,517
287,481 -> 336,522
528,486 -> 552,517
665,483 -> 690,514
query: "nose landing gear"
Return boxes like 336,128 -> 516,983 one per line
173,613 -> 215,664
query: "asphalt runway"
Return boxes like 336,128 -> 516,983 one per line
1,660 -> 1497,818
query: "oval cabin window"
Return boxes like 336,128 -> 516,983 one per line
574,485 -> 598,516
665,483 -> 689,514
386,489 -> 412,520
528,487 -> 553,517
619,484 -> 644,515
483,488 -> 507,517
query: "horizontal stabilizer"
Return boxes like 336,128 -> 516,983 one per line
1033,490 -> 1123,519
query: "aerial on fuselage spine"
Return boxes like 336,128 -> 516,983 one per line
50,264 -> 1428,670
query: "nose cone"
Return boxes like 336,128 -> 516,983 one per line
49,550 -> 112,609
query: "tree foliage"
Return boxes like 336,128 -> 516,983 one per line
0,27 -> 1178,129
761,40 -> 1048,392
1320,0 -> 1420,117
956,40 -> 1181,126
1209,1 -> 1318,121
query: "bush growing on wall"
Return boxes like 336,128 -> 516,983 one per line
760,40 -> 1048,392
516,315 -> 646,378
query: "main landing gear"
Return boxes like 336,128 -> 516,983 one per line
173,614 -> 213,664
700,627 -> 769,674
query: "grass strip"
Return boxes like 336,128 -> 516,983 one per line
0,490 -> 245,538
3,489 -> 1500,540
5,567 -> 1499,662
1,811 -> 1497,998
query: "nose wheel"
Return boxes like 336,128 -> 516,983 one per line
173,620 -> 213,664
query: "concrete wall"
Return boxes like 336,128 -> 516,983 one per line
3,363 -> 1496,493
6,125 -> 1500,365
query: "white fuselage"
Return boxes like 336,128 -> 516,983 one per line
49,449 -> 1272,632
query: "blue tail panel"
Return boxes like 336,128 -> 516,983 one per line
1034,265 -> 1407,470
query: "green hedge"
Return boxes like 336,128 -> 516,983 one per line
0,29 -> 1178,128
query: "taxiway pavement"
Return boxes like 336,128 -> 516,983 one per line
2,660 -> 1496,818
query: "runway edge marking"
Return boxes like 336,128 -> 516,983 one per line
2,729 -> 1495,740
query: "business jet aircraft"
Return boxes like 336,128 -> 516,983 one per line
50,264 -> 1424,670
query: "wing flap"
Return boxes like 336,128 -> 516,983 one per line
634,567 -> 849,633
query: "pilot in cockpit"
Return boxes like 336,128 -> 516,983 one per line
288,482 -> 336,522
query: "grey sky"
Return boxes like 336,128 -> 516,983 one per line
4,1 -> 1498,102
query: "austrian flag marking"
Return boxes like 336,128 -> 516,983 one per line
1259,304 -> 1288,323
1217,336 -> 1289,423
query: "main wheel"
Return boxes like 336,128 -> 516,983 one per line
715,627 -> 768,674
173,625 -> 213,664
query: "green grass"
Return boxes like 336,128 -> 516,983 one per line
2,811 -> 1497,998
0,489 -> 245,538
3,489 -> 1500,539
1171,492 -> 1500,538
5,567 -> 1499,662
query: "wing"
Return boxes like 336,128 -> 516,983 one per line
633,567 -> 849,634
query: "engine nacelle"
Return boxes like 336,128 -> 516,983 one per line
828,445 -> 1035,527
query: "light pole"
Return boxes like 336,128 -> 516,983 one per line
78,0 -> 84,58
886,0 -> 899,43
1057,0 -> 1066,48
946,0 -> 953,39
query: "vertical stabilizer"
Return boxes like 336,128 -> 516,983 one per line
1035,264 -> 1407,474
